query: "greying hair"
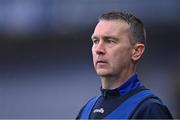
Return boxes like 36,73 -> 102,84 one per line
99,11 -> 146,45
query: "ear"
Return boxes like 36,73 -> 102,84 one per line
131,43 -> 145,62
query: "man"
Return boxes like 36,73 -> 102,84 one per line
76,11 -> 173,119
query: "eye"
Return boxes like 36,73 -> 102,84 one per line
105,38 -> 116,44
92,38 -> 99,44
104,37 -> 118,48
107,39 -> 115,43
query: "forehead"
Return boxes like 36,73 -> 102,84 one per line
92,20 -> 130,37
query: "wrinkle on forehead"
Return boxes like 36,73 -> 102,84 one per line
92,20 -> 130,40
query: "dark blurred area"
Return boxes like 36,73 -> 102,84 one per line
0,0 -> 179,118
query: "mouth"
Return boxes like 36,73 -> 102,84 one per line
96,60 -> 108,65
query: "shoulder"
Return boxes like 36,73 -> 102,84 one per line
131,97 -> 173,119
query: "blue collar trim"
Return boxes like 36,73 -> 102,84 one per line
101,73 -> 142,97
117,73 -> 142,96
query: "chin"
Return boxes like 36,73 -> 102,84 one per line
96,70 -> 111,76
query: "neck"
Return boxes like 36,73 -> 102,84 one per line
100,68 -> 135,90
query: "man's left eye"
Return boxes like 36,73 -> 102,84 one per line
107,39 -> 115,43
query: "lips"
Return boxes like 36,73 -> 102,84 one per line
96,60 -> 108,65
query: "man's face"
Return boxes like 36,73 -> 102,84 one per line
91,20 -> 133,76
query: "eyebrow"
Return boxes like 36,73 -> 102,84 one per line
91,35 -> 98,40
91,35 -> 119,40
102,36 -> 120,42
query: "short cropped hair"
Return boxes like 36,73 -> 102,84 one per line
99,11 -> 146,45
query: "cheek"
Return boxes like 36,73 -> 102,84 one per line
91,47 -> 94,55
113,47 -> 132,63
92,49 -> 96,62
92,46 -> 96,55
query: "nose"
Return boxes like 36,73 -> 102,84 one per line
94,41 -> 106,55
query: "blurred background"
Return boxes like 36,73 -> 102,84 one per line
0,0 -> 179,119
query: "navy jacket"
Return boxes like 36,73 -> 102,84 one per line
76,74 -> 173,119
